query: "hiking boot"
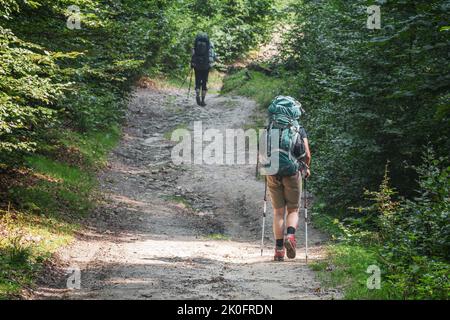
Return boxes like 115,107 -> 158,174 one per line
201,90 -> 207,106
195,89 -> 201,106
274,247 -> 285,262
284,234 -> 297,259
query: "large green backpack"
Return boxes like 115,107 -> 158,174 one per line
261,96 -> 306,177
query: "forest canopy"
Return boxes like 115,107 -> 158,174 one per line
0,0 -> 275,164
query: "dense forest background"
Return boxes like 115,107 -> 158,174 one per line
1,0 -> 449,299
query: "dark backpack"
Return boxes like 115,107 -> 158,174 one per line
193,33 -> 210,70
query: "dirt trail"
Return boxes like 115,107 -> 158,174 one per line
33,84 -> 341,300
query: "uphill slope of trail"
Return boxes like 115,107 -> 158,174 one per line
33,81 -> 342,300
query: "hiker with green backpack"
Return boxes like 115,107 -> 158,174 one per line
191,32 -> 216,106
259,96 -> 311,261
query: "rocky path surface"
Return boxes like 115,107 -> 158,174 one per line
33,83 -> 341,300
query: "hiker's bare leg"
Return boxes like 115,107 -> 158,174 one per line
273,207 -> 285,240
286,207 -> 299,230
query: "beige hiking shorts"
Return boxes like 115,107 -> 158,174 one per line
267,173 -> 302,210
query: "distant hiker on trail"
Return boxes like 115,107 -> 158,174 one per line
191,32 -> 216,106
260,96 -> 311,262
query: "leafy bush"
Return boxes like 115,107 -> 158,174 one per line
343,150 -> 449,299
0,25 -> 65,159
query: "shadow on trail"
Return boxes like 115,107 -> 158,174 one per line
38,253 -> 333,300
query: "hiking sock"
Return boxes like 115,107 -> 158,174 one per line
276,239 -> 284,249
195,89 -> 201,106
287,227 -> 296,235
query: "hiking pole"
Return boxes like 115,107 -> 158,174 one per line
261,176 -> 267,256
187,68 -> 193,99
178,67 -> 191,90
179,73 -> 188,90
256,134 -> 260,178
304,177 -> 309,264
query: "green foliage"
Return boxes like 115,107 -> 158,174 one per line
313,244 -> 401,299
205,233 -> 231,240
0,0 -> 19,19
0,209 -> 74,299
0,25 -> 65,157
282,0 -> 450,215
9,154 -> 95,217
222,70 -> 289,108
0,127 -> 116,298
60,126 -> 120,168
159,0 -> 275,75
326,150 -> 450,299
310,212 -> 346,241
386,257 -> 449,300
1,0 -> 276,163
211,0 -> 275,62
0,243 -> 35,299
353,150 -> 449,261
